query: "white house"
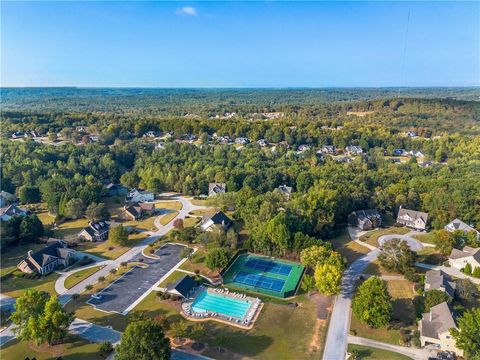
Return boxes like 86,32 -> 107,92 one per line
444,219 -> 479,239
126,188 -> 154,203
345,145 -> 363,155
448,246 -> 480,271
201,211 -> 232,232
396,207 -> 429,231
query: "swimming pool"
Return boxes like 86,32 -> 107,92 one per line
191,290 -> 251,319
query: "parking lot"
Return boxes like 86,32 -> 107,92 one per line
87,243 -> 186,314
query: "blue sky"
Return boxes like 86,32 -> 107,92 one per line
1,1 -> 478,87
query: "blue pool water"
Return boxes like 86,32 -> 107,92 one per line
234,271 -> 285,292
191,290 -> 251,319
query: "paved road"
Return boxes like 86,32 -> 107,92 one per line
55,195 -> 205,297
348,335 -> 436,360
416,262 -> 480,285
378,231 -> 434,252
69,318 -> 122,344
323,249 -> 380,360
88,243 -> 186,314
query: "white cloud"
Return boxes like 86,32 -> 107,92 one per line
176,6 -> 197,17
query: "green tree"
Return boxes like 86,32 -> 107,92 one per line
39,295 -> 74,345
450,308 -> 480,359
352,276 -> 392,328
378,238 -> 415,274
455,279 -> 478,302
300,244 -> 333,269
115,319 -> 171,360
10,290 -> 49,343
301,274 -> 316,294
424,290 -> 449,312
472,267 -> 480,278
19,215 -> 44,243
64,198 -> 86,219
205,248 -> 230,271
85,202 -> 110,222
314,262 -> 343,295
109,225 -> 128,246
169,320 -> 189,342
18,185 -> 41,204
434,230 -> 456,256
463,263 -> 472,275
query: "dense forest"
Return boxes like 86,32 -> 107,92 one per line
1,88 -> 480,255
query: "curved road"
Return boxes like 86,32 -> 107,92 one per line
323,227 -> 430,360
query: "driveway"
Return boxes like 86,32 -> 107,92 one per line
87,243 -> 186,314
69,318 -> 122,344
377,231 -> 429,252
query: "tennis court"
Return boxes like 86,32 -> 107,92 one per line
245,258 -> 292,276
234,271 -> 285,292
222,253 -> 305,298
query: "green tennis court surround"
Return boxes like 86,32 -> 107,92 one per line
222,253 -> 305,298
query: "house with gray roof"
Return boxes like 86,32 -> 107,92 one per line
0,191 -> 16,207
418,302 -> 463,356
396,207 -> 429,231
79,221 -> 110,242
448,246 -> 480,271
17,240 -> 76,275
424,270 -> 456,299
277,185 -> 293,200
201,211 -> 232,232
208,183 -> 226,197
444,219 -> 479,239
345,145 -> 363,155
0,204 -> 28,221
349,209 -> 382,231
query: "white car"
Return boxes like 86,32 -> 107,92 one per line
90,294 -> 103,300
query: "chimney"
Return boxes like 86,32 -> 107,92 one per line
27,250 -> 32,257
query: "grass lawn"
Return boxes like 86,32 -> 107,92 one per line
124,215 -> 157,231
102,196 -> 125,221
362,260 -> 403,277
350,279 -> 416,345
157,270 -> 186,288
1,272 -> 60,298
329,228 -> 369,264
190,199 -> 209,206
347,344 -> 412,360
155,201 -> 182,211
36,210 -> 55,226
78,233 -> 148,260
53,218 -> 90,239
183,217 -> 200,228
64,265 -> 104,290
359,227 -> 410,247
189,208 -> 215,216
1,335 -> 102,360
179,248 -> 217,278
413,232 -> 437,244
159,211 -> 178,225
1,243 -> 46,276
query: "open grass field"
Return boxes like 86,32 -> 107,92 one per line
1,335 -> 102,360
416,247 -> 445,265
102,196 -> 125,221
64,265 -> 104,289
53,218 -> 90,239
36,210 -> 56,226
1,272 -> 60,298
190,199 -> 210,206
183,216 -> 200,228
359,227 -> 410,247
159,211 -> 178,225
78,232 -> 148,260
350,279 -> 416,345
329,228 -> 369,264
362,260 -> 403,276
179,248 -> 217,278
413,232 -> 437,244
157,270 -> 186,288
347,344 -> 412,360
155,200 -> 182,211
1,243 -> 46,276
124,215 -> 157,231
189,208 -> 215,216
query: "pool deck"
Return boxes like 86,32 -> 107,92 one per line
181,288 -> 263,330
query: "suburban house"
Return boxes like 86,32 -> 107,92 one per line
424,270 -> 456,299
166,275 -> 197,299
201,211 -> 232,232
396,207 -> 429,231
418,302 -> 463,356
334,157 -> 352,163
448,246 -> 480,271
257,139 -> 268,147
75,126 -> 88,132
17,240 -> 76,275
106,183 -> 128,197
123,202 -> 155,221
11,131 -> 25,139
405,131 -> 418,138
208,183 -> 226,197
408,150 -> 424,158
142,130 -> 159,138
297,144 -> 311,152
126,188 -> 154,203
0,191 -> 16,207
78,221 -> 110,242
445,219 -> 479,239
349,209 -> 382,231
345,145 -> 363,155
235,137 -> 249,145
321,145 -> 336,154
392,149 -> 407,156
277,185 -> 293,200
0,205 -> 28,221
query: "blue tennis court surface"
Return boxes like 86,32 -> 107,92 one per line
234,271 -> 285,292
245,258 -> 292,276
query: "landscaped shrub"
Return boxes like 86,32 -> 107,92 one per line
463,263 -> 472,275
98,276 -> 106,283
85,284 -> 93,291
149,249 -> 155,254
109,269 -> 117,275
472,267 -> 480,278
